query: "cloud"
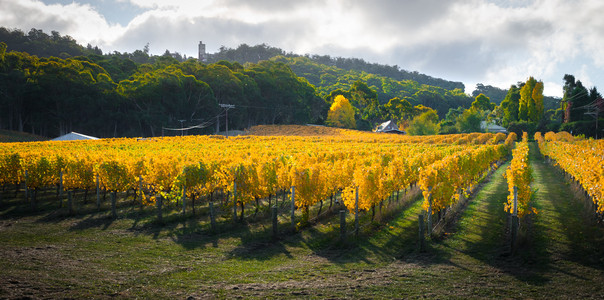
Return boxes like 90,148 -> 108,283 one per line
2,0 -> 604,97
107,10 -> 315,56
347,0 -> 457,30
0,0 -> 122,47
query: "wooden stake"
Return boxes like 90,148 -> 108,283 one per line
355,186 -> 359,236
24,170 -> 28,200
96,174 -> 100,211
340,210 -> 346,241
291,186 -> 296,231
419,214 -> 426,252
111,191 -> 117,219
68,190 -> 73,215
157,194 -> 163,223
513,186 -> 518,217
209,201 -> 216,231
182,185 -> 187,216
427,186 -> 433,236
233,180 -> 237,223
272,206 -> 278,238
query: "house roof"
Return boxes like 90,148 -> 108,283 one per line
51,132 -> 99,141
375,120 -> 397,132
480,121 -> 507,133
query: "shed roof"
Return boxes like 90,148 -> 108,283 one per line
375,120 -> 398,132
51,132 -> 99,141
480,121 -> 507,133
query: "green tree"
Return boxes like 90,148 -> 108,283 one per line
383,96 -> 413,122
349,80 -> 380,126
326,95 -> 356,129
562,74 -> 576,123
117,66 -> 217,137
519,77 -> 536,121
456,109 -> 483,133
562,75 -> 590,123
500,84 -> 521,126
530,81 -> 544,122
472,83 -> 508,104
407,110 -> 440,135
0,42 -> 6,65
471,93 -> 495,111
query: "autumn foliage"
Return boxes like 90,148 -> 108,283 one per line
326,95 -> 356,129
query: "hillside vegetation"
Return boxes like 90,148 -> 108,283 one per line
0,27 -> 473,138
3,27 -> 601,139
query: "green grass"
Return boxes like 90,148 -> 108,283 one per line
1,151 -> 604,298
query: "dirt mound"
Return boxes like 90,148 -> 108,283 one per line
245,125 -> 356,136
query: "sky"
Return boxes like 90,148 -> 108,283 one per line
2,0 -> 604,97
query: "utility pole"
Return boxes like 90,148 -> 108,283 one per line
580,96 -> 603,139
219,104 -> 235,137
178,119 -> 185,136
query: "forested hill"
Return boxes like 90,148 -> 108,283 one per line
0,27 -> 102,58
0,28 -> 465,92
210,44 -> 465,91
0,27 -> 474,138
268,55 -> 471,117
0,47 -> 326,138
472,82 -> 560,113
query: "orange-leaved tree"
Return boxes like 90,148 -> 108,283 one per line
326,95 -> 356,129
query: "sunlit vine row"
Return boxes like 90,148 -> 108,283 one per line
536,131 -> 604,213
504,133 -> 535,218
0,132 -> 513,216
418,142 -> 510,215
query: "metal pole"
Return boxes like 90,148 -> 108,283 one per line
178,119 -> 185,136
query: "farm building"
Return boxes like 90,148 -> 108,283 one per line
51,132 -> 99,141
374,120 -> 406,134
480,121 -> 507,133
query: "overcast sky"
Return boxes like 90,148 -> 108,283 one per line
2,0 -> 604,97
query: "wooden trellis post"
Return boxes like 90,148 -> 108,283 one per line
291,186 -> 296,230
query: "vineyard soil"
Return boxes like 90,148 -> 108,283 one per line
1,144 -> 604,298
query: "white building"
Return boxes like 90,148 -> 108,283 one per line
481,121 -> 507,133
51,132 -> 99,141
375,120 -> 406,134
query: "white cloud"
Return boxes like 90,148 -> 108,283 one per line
0,0 -> 123,48
2,0 -> 604,98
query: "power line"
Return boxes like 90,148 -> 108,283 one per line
162,107 -> 229,135
162,122 -> 214,131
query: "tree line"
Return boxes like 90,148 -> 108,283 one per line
0,28 -> 475,137
1,28 -> 601,138
210,44 -> 465,91
0,41 -> 324,138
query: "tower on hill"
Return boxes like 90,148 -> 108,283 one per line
198,41 -> 207,62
